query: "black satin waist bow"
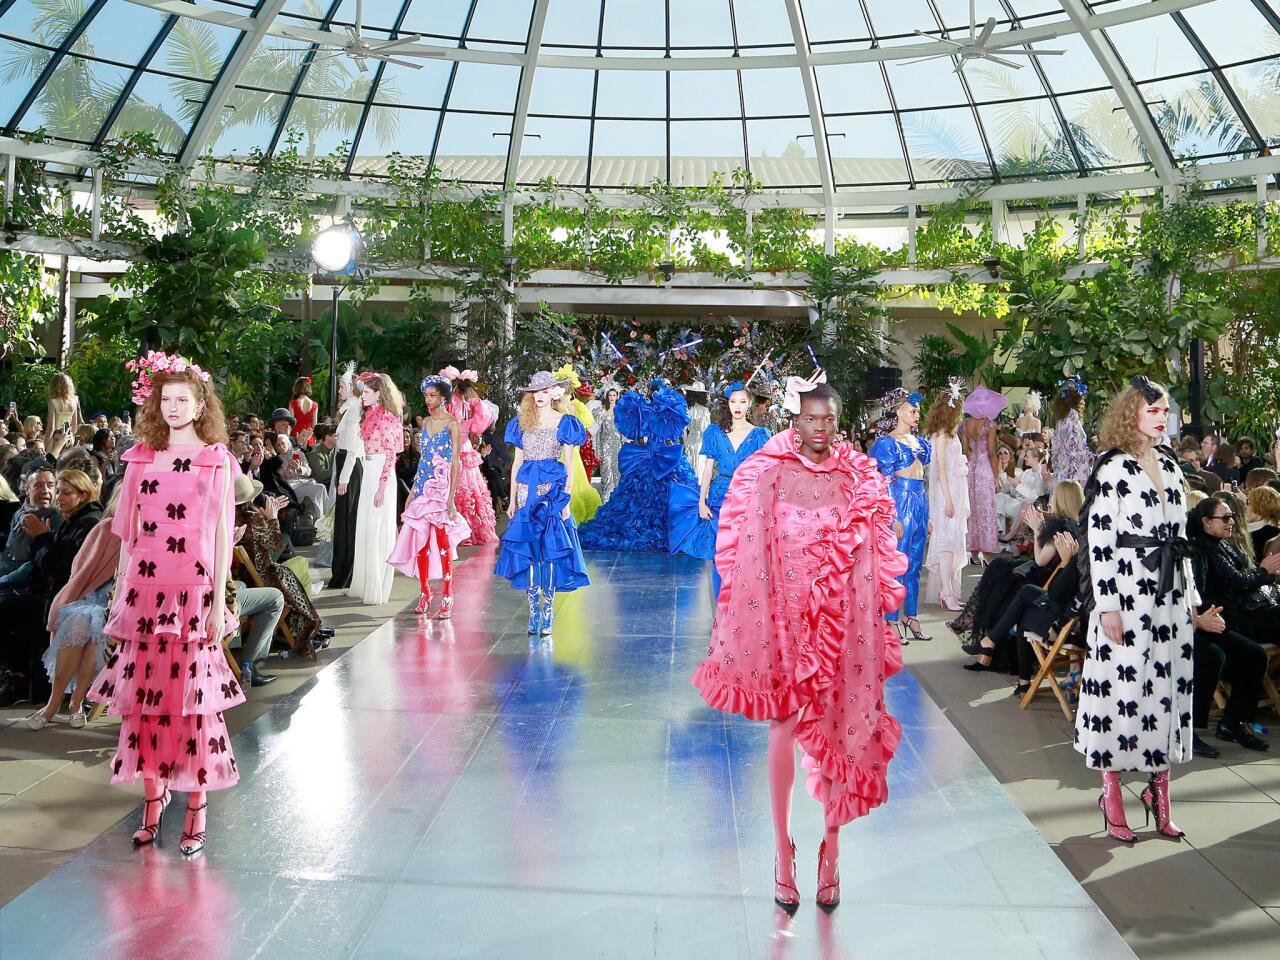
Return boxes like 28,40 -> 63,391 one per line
1116,532 -> 1193,595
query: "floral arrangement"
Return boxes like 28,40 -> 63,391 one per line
126,351 -> 210,405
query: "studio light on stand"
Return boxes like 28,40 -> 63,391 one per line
312,222 -> 363,417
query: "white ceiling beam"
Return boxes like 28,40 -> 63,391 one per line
503,0 -> 550,191
1058,0 -> 1179,186
177,0 -> 291,167
783,0 -> 835,252
126,0 -> 1214,72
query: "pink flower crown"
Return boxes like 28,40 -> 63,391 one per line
126,351 -> 211,406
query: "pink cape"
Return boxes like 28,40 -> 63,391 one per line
388,455 -> 471,580
691,431 -> 908,827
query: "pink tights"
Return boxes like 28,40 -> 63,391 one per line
769,711 -> 839,869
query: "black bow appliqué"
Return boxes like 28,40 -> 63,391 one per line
136,617 -> 155,635
166,536 -> 186,554
172,458 -> 192,473
166,502 -> 187,520
137,560 -> 156,578
1130,375 -> 1162,403
140,479 -> 159,495
125,588 -> 138,607
157,612 -> 177,627
142,521 -> 158,535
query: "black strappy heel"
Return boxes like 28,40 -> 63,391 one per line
179,802 -> 208,856
904,617 -> 932,642
132,788 -> 171,847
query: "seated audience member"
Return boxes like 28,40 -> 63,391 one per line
232,476 -> 331,658
961,526 -> 1081,692
228,517 -> 286,688
27,486 -> 122,729
244,414 -> 264,437
949,480 -> 1085,665
267,408 -> 298,446
91,428 -> 116,473
1245,467 -> 1278,491
1187,498 -> 1272,752
1248,485 -> 1280,561
478,429 -> 510,513
396,425 -> 420,519
1214,489 -> 1256,564
22,415 -> 43,442
306,423 -> 337,489
0,474 -> 17,551
1209,442 -> 1242,486
270,431 -> 326,519
0,466 -> 57,585
0,469 -> 101,707
1236,436 -> 1266,481
229,430 -> 252,475
259,435 -> 303,509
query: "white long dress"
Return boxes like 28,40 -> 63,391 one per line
923,431 -> 969,606
347,406 -> 402,605
1075,448 -> 1194,773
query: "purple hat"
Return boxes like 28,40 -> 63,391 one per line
963,385 -> 1008,419
519,371 -> 558,393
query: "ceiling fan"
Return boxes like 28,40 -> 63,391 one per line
265,0 -> 441,71
897,0 -> 1065,72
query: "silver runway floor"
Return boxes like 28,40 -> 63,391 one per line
0,551 -> 1135,959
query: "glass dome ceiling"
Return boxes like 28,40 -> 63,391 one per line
1,0 -> 1278,196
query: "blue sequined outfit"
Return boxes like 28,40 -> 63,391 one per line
412,423 -> 454,498
869,434 -> 932,620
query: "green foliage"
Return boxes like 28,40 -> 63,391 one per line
912,322 -> 1001,397
64,330 -> 136,415
0,250 -> 55,357
0,360 -> 57,415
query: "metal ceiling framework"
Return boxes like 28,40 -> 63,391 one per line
1,0 -> 1276,229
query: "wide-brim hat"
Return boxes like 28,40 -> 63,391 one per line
685,381 -> 707,392
234,474 -> 264,506
963,386 -> 1008,419
519,371 -> 558,393
268,406 -> 296,426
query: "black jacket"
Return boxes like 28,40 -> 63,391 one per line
1194,537 -> 1278,620
29,501 -> 102,602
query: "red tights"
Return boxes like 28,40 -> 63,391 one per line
416,525 -> 453,598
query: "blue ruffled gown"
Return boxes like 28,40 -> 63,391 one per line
868,434 -> 932,621
670,424 -> 772,593
578,387 -> 698,552
495,414 -> 591,635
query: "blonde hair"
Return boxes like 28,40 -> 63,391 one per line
0,474 -> 16,503
357,373 -> 405,418
22,415 -> 41,437
1248,485 -> 1280,526
1050,479 -> 1085,520
136,370 -> 229,451
101,482 -> 123,520
56,468 -> 100,509
922,390 -> 963,437
518,392 -> 541,434
48,372 -> 74,402
1098,382 -> 1165,456
1186,489 -> 1207,509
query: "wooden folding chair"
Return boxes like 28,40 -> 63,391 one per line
1019,615 -> 1086,720
233,545 -> 298,651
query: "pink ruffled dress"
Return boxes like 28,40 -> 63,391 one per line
448,395 -> 499,545
691,431 -> 908,827
92,443 -> 245,792
388,424 -> 471,580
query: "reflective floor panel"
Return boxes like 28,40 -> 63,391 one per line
0,551 -> 1135,959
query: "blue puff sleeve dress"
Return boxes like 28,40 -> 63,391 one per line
868,434 -> 932,621
578,387 -> 698,552
494,414 -> 591,593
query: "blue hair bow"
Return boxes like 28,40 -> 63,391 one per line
420,375 -> 450,394
722,380 -> 745,399
907,392 -> 924,406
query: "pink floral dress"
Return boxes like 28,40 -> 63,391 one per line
447,395 -> 499,545
92,442 -> 245,792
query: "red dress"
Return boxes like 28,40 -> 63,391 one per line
290,398 -> 318,447
92,442 -> 245,792
691,431 -> 907,827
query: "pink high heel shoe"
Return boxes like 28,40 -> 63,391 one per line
1098,773 -> 1137,845
413,591 -> 432,615
774,839 -> 799,913
434,596 -> 454,620
816,840 -> 840,911
1140,771 -> 1185,840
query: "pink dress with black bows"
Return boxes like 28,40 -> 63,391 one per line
91,442 -> 246,792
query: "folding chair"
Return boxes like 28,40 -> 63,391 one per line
233,545 -> 298,651
1019,615 -> 1086,720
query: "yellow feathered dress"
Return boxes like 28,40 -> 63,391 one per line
566,397 -> 602,524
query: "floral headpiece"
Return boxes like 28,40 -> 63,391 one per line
874,388 -> 923,436
438,365 -> 461,381
553,363 -> 582,390
782,371 -> 828,416
722,380 -> 746,399
455,370 -> 478,383
420,375 -> 450,395
945,376 -> 965,408
339,360 -> 357,389
1057,377 -> 1089,399
126,351 -> 210,406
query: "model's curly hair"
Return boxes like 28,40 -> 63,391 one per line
1052,386 -> 1085,421
1097,381 -> 1165,456
922,389 -> 963,438
518,392 -> 543,434
136,370 -> 228,451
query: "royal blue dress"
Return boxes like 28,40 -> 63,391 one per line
869,433 -> 932,620
578,386 -> 698,552
670,424 -> 772,561
495,415 -> 591,592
